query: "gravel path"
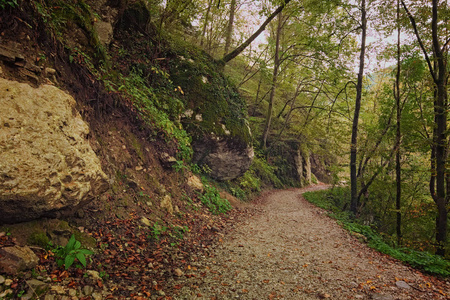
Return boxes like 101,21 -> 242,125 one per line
168,185 -> 450,299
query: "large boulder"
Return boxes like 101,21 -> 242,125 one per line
0,78 -> 109,224
192,137 -> 254,181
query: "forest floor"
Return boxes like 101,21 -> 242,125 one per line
165,184 -> 450,300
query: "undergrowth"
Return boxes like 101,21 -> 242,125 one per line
303,188 -> 450,277
199,178 -> 231,215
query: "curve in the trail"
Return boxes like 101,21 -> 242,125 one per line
167,186 -> 448,300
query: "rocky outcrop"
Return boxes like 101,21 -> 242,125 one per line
192,137 -> 254,181
295,149 -> 312,187
311,154 -> 333,184
0,78 -> 109,223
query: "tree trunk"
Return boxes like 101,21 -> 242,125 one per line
224,0 -> 236,55
431,0 -> 448,257
350,0 -> 367,215
261,12 -> 283,150
395,0 -> 402,246
402,0 -> 449,255
221,0 -> 292,63
200,0 -> 213,47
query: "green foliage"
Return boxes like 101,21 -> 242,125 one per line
120,70 -> 193,162
168,225 -> 189,243
250,156 -> 284,189
303,189 -> 450,277
0,0 -> 17,9
239,171 -> 261,193
200,178 -> 232,214
167,40 -> 251,145
54,235 -> 93,270
149,222 -> 167,241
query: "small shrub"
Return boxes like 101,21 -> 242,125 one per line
54,235 -> 93,270
149,222 -> 167,241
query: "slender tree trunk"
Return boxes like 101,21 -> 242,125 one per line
350,0 -> 367,214
221,0 -> 292,63
252,75 -> 262,116
395,0 -> 402,246
261,12 -> 282,150
431,0 -> 448,257
224,0 -> 236,55
200,0 -> 213,47
400,0 -> 449,254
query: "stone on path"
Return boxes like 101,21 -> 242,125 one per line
395,280 -> 411,289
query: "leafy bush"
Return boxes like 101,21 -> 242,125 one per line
54,235 -> 93,270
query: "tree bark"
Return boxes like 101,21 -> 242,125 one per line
261,12 -> 283,150
200,0 -> 213,47
350,0 -> 367,215
431,0 -> 448,257
224,0 -> 236,55
395,0 -> 402,246
402,0 -> 448,255
221,0 -> 292,63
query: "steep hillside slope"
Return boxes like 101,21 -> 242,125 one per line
0,1 -> 254,298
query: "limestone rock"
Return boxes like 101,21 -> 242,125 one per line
22,279 -> 48,300
395,280 -> 411,289
187,174 -> 203,193
0,246 -> 39,274
141,216 -> 151,226
159,152 -> 177,169
94,21 -> 113,46
192,137 -> 254,181
295,149 -> 312,187
160,194 -> 174,214
311,153 -> 333,184
0,78 -> 109,223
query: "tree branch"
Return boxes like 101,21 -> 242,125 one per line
221,0 -> 294,63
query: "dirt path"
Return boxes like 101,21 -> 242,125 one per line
167,185 -> 449,299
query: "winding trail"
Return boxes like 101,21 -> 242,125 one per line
168,185 -> 449,299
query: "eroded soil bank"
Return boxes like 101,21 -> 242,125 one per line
165,185 -> 449,300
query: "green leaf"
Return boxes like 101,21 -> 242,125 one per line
56,259 -> 64,267
65,255 -> 75,270
74,240 -> 81,250
78,249 -> 94,255
76,252 -> 87,267
66,235 -> 76,252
